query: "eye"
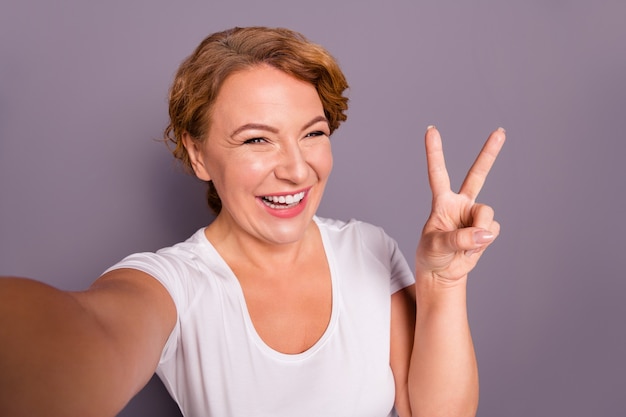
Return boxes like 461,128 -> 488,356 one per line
243,137 -> 267,144
305,131 -> 328,138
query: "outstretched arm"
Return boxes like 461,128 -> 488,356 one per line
0,270 -> 176,417
391,126 -> 505,417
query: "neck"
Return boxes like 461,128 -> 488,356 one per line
204,213 -> 319,275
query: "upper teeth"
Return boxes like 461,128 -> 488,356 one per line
264,191 -> 306,204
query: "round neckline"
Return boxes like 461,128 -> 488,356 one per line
197,217 -> 340,362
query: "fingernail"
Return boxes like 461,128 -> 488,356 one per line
473,230 -> 494,244
426,125 -> 436,130
497,127 -> 506,133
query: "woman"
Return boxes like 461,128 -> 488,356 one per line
0,27 -> 505,417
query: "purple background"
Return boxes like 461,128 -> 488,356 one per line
1,1 -> 625,416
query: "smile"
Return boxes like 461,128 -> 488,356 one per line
261,191 -> 306,209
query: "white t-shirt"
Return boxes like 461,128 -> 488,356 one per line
106,217 -> 415,417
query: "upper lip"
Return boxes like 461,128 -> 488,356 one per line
258,187 -> 310,198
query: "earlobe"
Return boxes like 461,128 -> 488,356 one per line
182,132 -> 211,181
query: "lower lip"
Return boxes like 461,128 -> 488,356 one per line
258,192 -> 309,219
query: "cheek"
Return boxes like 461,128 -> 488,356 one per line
311,143 -> 333,178
239,155 -> 275,182
215,154 -> 274,190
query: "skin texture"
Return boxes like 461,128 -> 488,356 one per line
0,63 -> 505,417
0,271 -> 176,417
404,127 -> 506,417
183,65 -> 335,354
183,65 -> 333,249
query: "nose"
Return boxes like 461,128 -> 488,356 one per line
274,141 -> 308,184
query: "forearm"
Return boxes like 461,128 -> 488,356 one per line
0,277 -> 135,417
408,276 -> 479,417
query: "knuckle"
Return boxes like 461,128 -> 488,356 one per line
450,230 -> 472,250
476,203 -> 495,217
491,220 -> 501,236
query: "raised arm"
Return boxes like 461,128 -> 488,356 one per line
0,270 -> 176,417
391,126 -> 505,417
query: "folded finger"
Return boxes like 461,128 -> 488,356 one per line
469,203 -> 495,231
465,220 -> 500,257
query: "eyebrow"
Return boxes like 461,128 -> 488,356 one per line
229,115 -> 329,138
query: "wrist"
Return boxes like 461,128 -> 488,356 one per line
414,272 -> 468,311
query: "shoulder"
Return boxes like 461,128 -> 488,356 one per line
315,215 -> 385,235
316,216 -> 414,292
106,228 -> 210,275
315,216 -> 397,251
103,228 -> 224,312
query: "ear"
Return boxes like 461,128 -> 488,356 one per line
182,132 -> 211,181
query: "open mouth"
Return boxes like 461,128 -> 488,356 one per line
260,191 -> 306,209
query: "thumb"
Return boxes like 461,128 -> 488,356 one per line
439,227 -> 495,253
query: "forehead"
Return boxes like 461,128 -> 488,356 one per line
210,65 -> 324,127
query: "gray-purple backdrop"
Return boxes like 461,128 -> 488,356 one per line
1,1 -> 624,416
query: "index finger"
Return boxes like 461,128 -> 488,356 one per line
424,125 -> 452,197
459,127 -> 506,200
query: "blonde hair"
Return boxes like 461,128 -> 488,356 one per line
164,26 -> 349,214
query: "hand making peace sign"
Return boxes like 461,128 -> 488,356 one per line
416,126 -> 506,286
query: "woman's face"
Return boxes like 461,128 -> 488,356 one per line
185,64 -> 333,245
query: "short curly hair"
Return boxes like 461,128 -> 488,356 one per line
164,26 -> 349,215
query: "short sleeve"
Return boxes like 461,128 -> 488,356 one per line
102,250 -> 193,362
340,218 -> 415,294
384,232 -> 415,294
